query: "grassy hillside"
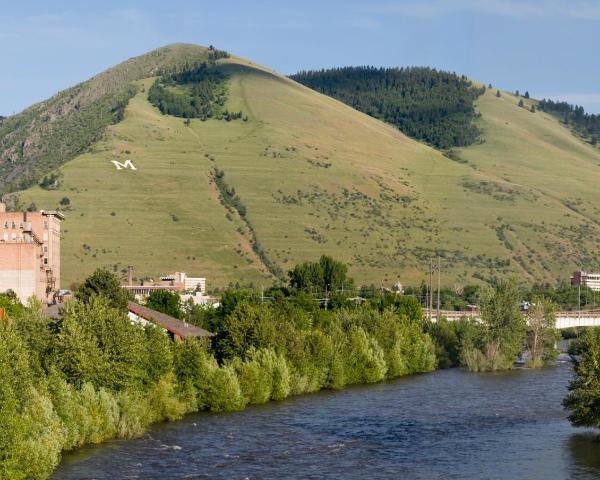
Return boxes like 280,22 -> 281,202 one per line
456,89 -> 600,280
12,45 -> 600,289
0,44 -> 211,193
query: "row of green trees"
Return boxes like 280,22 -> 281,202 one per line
403,280 -> 598,312
0,261 -> 436,479
538,99 -> 600,145
2,258 -> 599,478
290,66 -> 485,149
426,280 -> 558,370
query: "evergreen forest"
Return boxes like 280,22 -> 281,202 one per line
538,98 -> 600,145
290,67 -> 485,149
148,63 -> 242,121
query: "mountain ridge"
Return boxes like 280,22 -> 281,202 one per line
6,44 -> 600,288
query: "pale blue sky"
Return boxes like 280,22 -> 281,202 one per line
2,0 -> 599,115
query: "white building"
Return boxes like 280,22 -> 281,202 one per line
160,272 -> 206,294
571,271 -> 600,292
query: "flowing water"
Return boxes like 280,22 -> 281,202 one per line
52,358 -> 600,479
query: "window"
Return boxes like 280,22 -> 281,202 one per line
11,221 -> 15,229
3,221 -> 7,228
44,245 -> 48,252
44,221 -> 48,229
44,258 -> 48,265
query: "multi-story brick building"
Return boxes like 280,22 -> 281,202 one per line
0,202 -> 64,304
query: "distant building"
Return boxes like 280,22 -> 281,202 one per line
127,301 -> 214,341
160,272 -> 206,294
0,202 -> 64,304
571,271 -> 600,292
180,291 -> 215,306
123,267 -> 206,300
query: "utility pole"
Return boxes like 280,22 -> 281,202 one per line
436,255 -> 441,321
428,258 -> 433,321
578,282 -> 581,319
324,284 -> 329,311
260,286 -> 264,305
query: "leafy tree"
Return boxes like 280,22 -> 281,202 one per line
563,328 -> 600,430
525,297 -> 558,367
524,91 -> 530,99
0,321 -> 64,479
463,280 -> 526,371
76,268 -> 131,310
288,255 -> 354,294
425,317 -> 478,368
526,282 -> 594,310
496,90 -> 501,98
0,291 -> 25,318
368,293 -> 422,322
145,289 -> 183,319
518,99 -> 524,108
215,301 -> 277,360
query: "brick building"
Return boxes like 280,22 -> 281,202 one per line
0,202 -> 64,304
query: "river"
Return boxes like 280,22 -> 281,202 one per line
52,358 -> 600,479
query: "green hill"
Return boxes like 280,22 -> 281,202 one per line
6,44 -> 600,289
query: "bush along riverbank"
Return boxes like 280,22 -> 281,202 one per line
426,280 -> 559,371
0,259 -> 436,480
0,256 -> 584,479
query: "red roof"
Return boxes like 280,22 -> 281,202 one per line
127,301 -> 214,339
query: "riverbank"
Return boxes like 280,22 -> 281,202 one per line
52,361 -> 600,479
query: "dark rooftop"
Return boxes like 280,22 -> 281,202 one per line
127,301 -> 214,339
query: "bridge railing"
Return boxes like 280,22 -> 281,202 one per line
424,309 -> 600,329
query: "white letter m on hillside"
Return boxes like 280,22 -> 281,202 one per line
111,159 -> 137,170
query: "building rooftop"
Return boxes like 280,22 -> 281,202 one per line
127,301 -> 214,339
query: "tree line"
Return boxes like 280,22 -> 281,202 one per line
148,63 -> 243,121
1,256 -> 599,479
0,259 -> 435,479
290,66 -> 485,150
538,98 -> 600,145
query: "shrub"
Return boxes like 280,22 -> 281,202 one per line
206,365 -> 244,412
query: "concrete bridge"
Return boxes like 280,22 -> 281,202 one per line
426,309 -> 600,329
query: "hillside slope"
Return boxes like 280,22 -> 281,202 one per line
0,44 -> 211,192
11,45 -> 600,289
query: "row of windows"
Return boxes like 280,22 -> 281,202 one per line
2,220 -> 48,229
0,232 -> 50,248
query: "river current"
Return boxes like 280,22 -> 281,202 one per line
52,358 -> 600,479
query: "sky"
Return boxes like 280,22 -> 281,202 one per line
1,0 -> 599,115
